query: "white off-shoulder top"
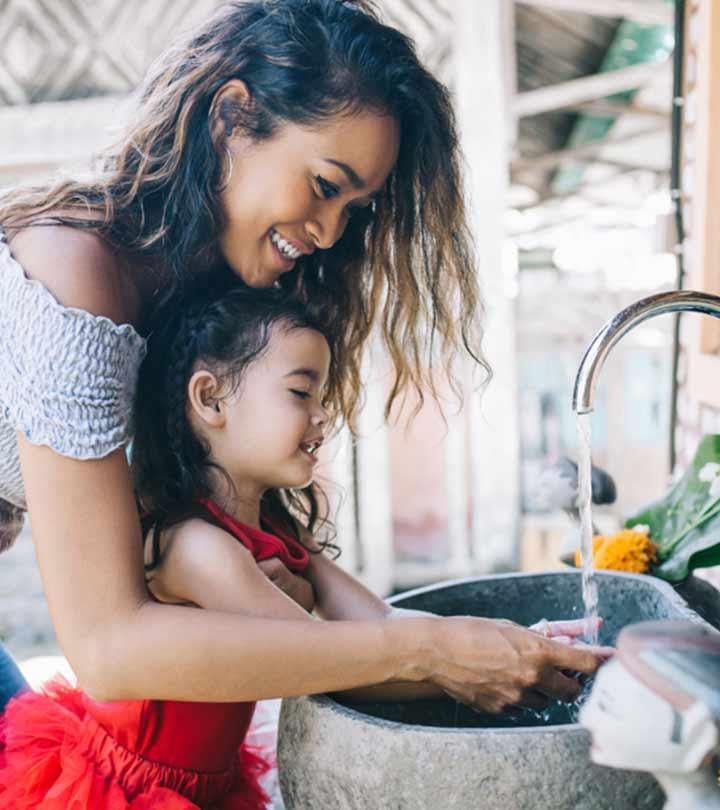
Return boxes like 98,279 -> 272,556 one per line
0,228 -> 147,511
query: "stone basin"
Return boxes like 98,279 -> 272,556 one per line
278,570 -> 720,810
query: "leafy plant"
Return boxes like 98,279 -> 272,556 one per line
626,435 -> 720,582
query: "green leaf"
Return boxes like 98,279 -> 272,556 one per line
625,434 -> 720,583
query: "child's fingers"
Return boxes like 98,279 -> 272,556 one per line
570,641 -> 615,659
549,618 -> 603,637
530,617 -> 603,638
547,634 -> 615,661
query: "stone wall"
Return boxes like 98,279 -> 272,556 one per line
0,523 -> 56,660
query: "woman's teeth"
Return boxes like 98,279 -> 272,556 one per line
270,229 -> 302,260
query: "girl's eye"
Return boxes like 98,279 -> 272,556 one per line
315,176 -> 340,200
290,389 -> 311,400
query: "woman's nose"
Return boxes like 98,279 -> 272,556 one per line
306,207 -> 346,250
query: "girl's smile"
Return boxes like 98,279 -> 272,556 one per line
298,437 -> 323,465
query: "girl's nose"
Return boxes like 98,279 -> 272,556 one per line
312,402 -> 329,426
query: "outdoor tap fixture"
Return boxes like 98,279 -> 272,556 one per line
533,457 -> 616,536
580,620 -> 720,810
573,290 -> 720,415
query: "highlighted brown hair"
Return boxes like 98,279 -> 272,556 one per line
0,0 -> 490,429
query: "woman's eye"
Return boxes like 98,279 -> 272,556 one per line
346,199 -> 377,220
290,389 -> 311,400
315,176 -> 340,200
347,202 -> 374,219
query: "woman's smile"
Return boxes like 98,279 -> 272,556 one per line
267,227 -> 315,274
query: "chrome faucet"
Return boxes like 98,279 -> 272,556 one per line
573,290 -> 720,415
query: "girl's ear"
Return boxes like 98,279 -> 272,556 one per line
187,369 -> 225,428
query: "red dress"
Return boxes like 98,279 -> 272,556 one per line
0,502 -> 310,809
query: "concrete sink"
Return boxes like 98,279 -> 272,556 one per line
278,570 -> 719,810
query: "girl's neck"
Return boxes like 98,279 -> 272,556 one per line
209,489 -> 263,531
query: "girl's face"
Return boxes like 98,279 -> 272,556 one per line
217,107 -> 400,288
207,323 -> 331,496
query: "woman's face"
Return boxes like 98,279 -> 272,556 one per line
217,108 -> 400,287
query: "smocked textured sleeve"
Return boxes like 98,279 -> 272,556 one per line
0,234 -> 147,462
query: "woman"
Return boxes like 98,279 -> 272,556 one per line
0,0 -> 599,712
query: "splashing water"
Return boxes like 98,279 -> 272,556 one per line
577,413 -> 599,646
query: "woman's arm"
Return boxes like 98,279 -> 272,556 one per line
21,440 -> 600,708
21,439 -> 432,702
148,520 -> 444,703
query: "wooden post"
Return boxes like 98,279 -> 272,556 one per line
453,0 -> 521,571
686,0 -> 720,406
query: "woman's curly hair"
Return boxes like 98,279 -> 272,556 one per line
0,0 -> 490,429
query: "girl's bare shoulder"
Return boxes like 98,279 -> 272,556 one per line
7,224 -> 139,327
144,517 -> 256,607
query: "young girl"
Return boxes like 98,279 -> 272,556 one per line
0,281 -> 444,809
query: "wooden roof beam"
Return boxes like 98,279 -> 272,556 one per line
568,100 -> 671,119
511,122 -> 668,171
515,61 -> 668,117
514,0 -> 674,26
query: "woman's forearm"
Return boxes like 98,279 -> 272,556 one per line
18,442 -> 432,702
87,604 -> 435,702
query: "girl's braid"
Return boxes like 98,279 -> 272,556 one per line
164,301 -> 207,502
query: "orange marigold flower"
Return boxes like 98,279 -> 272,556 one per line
575,528 -> 658,574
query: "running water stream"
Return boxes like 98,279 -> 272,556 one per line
576,413 -> 599,646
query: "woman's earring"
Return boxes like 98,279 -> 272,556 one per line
219,147 -> 234,190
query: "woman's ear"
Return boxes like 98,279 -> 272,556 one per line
187,369 -> 225,428
209,79 -> 252,143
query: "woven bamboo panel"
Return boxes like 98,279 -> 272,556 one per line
0,0 -> 454,107
0,0 -> 222,105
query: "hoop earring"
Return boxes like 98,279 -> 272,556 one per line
219,147 -> 234,190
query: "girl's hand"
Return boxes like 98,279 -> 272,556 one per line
529,617 -> 615,659
420,616 -> 602,713
257,558 -> 316,612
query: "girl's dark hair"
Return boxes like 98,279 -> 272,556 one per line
0,0 -> 490,431
131,276 -> 337,571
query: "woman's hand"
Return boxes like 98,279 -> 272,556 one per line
257,558 -> 316,612
420,616 -> 602,714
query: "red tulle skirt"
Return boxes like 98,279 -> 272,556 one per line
0,680 -> 272,809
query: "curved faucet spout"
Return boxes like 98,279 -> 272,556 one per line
572,290 -> 720,415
